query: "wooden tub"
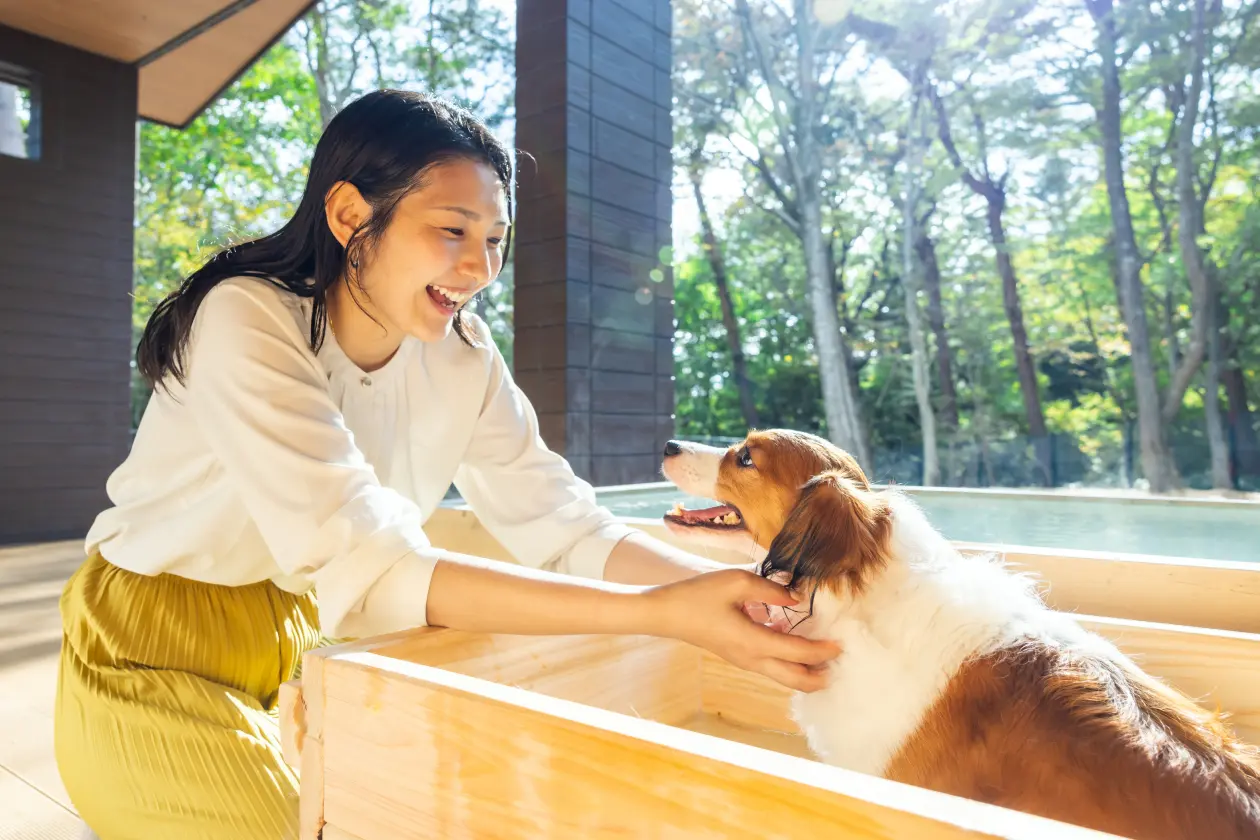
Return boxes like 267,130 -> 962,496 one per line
279,508 -> 1260,840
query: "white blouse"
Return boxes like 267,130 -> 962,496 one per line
85,275 -> 637,639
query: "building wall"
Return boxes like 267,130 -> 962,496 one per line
0,25 -> 136,543
514,0 -> 675,487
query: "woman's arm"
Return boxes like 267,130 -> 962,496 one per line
424,550 -> 838,692
601,530 -> 730,585
451,315 -> 742,588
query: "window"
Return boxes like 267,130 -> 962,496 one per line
0,64 -> 40,161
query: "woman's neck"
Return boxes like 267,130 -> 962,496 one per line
326,279 -> 402,373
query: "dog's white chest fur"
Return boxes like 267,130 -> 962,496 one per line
791,612 -> 960,776
783,503 -> 1057,777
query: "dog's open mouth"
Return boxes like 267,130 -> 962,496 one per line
664,501 -> 745,531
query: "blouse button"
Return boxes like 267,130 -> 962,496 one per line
360,375 -> 372,387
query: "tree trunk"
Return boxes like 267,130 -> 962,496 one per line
1165,0 -> 1210,427
802,206 -> 867,463
793,0 -> 869,466
1087,0 -> 1181,492
984,197 -> 1051,485
927,82 -> 1047,484
900,79 -> 939,486
1172,0 -> 1229,489
1223,346 -> 1260,477
1204,281 -> 1232,488
916,231 -> 959,431
690,167 -> 760,429
307,6 -> 338,128
1163,286 -> 1182,384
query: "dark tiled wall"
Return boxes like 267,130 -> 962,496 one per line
0,25 -> 136,543
514,0 -> 675,487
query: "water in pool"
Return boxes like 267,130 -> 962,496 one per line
594,487 -> 1260,564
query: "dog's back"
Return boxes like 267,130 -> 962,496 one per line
886,637 -> 1260,840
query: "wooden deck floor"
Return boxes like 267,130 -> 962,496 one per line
0,539 -> 89,840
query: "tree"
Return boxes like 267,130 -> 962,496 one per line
674,0 -> 870,465
1085,0 -> 1183,492
688,146 -> 761,429
899,66 -> 941,485
669,0 -> 1260,492
928,79 -> 1052,484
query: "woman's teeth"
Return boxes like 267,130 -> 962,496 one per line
430,285 -> 472,305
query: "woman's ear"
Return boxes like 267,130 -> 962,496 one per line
324,181 -> 371,250
759,471 -> 892,599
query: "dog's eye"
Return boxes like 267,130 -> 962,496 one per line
737,448 -> 754,468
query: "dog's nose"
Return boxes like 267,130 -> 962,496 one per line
663,440 -> 683,457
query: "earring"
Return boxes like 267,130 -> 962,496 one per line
349,257 -> 359,268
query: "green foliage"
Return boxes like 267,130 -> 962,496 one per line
670,0 -> 1260,490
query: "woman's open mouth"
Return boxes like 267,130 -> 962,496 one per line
426,284 -> 473,316
663,501 -> 745,531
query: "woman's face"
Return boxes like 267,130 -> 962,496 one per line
330,157 -> 510,348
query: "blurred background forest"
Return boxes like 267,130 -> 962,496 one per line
119,0 -> 1259,492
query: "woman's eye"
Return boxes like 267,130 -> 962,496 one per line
488,237 -> 503,247
443,227 -> 465,237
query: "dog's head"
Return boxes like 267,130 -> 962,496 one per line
661,429 -> 890,592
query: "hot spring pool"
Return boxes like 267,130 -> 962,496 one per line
589,484 -> 1260,565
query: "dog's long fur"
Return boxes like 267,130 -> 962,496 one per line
661,430 -> 1260,840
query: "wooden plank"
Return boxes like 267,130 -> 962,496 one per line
0,0 -> 230,62
971,544 -> 1260,634
369,629 -> 701,729
701,649 -> 798,735
700,614 -> 1260,749
137,0 -> 316,127
277,680 -> 303,770
679,711 -> 812,759
1077,615 -> 1260,745
315,651 -> 1123,840
322,828 -> 368,840
297,651 -> 326,840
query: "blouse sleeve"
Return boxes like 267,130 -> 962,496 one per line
451,315 -> 640,580
182,280 -> 438,639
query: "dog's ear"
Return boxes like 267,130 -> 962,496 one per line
758,470 -> 892,600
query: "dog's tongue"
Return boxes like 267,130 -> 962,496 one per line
680,504 -> 735,523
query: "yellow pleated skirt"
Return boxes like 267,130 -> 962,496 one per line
54,551 -> 323,840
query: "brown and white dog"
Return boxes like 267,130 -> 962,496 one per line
661,430 -> 1260,840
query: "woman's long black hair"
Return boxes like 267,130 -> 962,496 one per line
136,89 -> 515,392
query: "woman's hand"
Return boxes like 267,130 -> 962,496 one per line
645,568 -> 838,692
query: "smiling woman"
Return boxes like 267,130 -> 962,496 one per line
320,157 -> 512,363
52,88 -> 840,840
